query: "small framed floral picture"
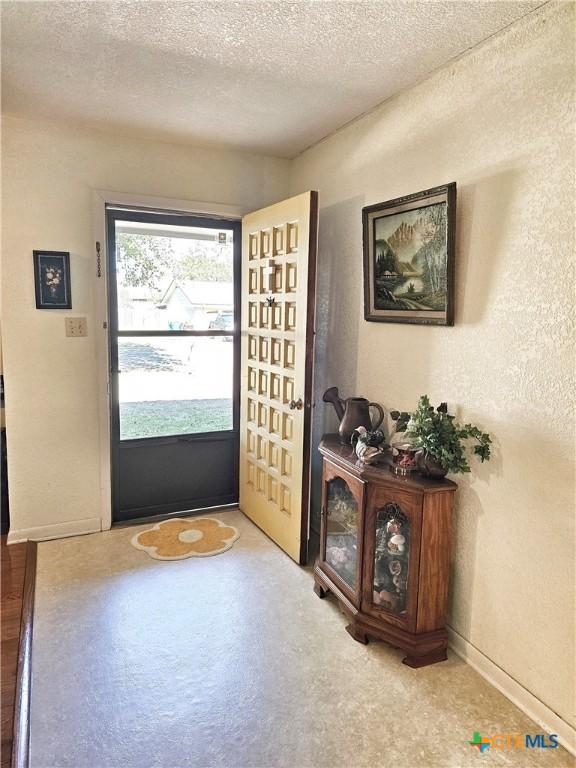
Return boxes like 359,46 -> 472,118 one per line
33,251 -> 72,309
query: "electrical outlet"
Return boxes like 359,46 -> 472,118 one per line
65,317 -> 88,337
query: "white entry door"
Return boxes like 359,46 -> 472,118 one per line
239,191 -> 318,563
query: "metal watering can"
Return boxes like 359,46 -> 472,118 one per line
322,386 -> 384,444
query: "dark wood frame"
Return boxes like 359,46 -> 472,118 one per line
314,435 -> 456,667
33,251 -> 72,309
106,207 -> 242,522
299,190 -> 319,564
362,182 -> 456,326
11,541 -> 37,768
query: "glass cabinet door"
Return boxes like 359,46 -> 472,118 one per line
324,476 -> 359,591
372,503 -> 410,614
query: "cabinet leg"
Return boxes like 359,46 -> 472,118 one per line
403,648 -> 447,668
345,623 -> 369,645
313,581 -> 328,599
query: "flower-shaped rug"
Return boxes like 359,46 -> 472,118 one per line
131,517 -> 240,561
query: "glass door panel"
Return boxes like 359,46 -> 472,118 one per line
108,208 -> 240,522
325,477 -> 359,590
118,336 -> 233,439
373,504 -> 410,614
115,223 -> 234,332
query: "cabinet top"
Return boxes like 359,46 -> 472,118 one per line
319,434 -> 457,493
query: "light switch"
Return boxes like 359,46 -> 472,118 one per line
65,317 -> 88,337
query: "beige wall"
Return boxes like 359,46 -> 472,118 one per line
1,0 -> 574,739
290,3 -> 575,730
1,115 -> 289,538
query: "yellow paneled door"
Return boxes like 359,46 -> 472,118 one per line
239,191 -> 318,564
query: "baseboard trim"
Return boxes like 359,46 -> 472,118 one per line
7,517 -> 101,544
11,541 -> 37,768
448,626 -> 575,756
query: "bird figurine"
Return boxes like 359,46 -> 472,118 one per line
351,426 -> 386,464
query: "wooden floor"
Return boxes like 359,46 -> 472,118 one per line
1,535 -> 27,768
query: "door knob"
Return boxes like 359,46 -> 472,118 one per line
289,398 -> 303,411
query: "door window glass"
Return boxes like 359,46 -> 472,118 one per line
115,222 -> 234,332
118,336 -> 233,439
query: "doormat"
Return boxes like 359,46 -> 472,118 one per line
131,517 -> 240,560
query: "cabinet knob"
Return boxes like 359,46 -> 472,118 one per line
289,397 -> 303,411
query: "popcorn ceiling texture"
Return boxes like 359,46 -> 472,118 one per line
1,0 -> 541,157
290,2 -> 575,729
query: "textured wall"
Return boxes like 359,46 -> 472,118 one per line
1,115 -> 289,537
291,3 -> 575,728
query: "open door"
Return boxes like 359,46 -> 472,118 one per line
106,208 -> 241,522
239,191 -> 318,564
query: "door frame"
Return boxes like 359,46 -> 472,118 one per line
106,206 -> 241,522
92,191 -> 243,531
300,190 -> 319,562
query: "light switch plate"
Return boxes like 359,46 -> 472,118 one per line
65,317 -> 88,337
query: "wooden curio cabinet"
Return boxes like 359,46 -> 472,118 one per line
314,435 -> 457,667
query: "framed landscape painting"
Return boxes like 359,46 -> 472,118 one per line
33,250 -> 72,309
363,183 -> 456,325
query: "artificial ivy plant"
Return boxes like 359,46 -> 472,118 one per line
390,395 -> 491,474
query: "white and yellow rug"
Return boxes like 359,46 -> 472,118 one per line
131,517 -> 240,560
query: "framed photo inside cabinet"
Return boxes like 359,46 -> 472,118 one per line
33,250 -> 72,309
363,183 -> 456,326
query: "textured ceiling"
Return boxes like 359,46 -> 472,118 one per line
1,0 -> 543,157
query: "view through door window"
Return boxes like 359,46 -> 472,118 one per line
115,221 -> 235,439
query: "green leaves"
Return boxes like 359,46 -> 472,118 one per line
180,249 -> 233,282
117,233 -> 175,289
394,395 -> 492,474
389,409 -> 411,433
116,233 -> 233,290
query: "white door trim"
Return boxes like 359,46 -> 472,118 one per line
92,190 -> 243,531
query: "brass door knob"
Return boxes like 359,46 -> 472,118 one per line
289,398 -> 303,411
